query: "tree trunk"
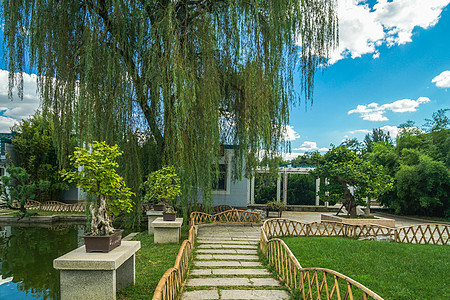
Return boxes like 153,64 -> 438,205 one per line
335,176 -> 358,217
89,195 -> 114,235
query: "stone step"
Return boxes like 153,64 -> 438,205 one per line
197,249 -> 258,255
197,240 -> 258,245
185,277 -> 280,287
181,290 -> 219,300
190,268 -> 270,276
221,289 -> 291,300
196,254 -> 259,260
194,260 -> 262,267
198,244 -> 258,249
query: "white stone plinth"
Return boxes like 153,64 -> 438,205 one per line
152,217 -> 183,244
54,241 -> 140,300
146,210 -> 164,235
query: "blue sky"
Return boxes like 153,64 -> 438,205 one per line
0,0 -> 449,161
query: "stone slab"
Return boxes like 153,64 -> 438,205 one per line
196,254 -> 259,260
321,213 -> 395,227
186,278 -> 251,287
197,240 -> 258,245
198,244 -> 257,249
250,277 -> 280,286
194,261 -> 262,267
211,269 -> 270,275
54,241 -> 141,270
190,269 -> 212,275
197,249 -> 258,255
152,217 -> 183,244
221,289 -> 291,300
146,210 -> 163,235
181,290 -> 219,300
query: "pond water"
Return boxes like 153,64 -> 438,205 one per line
0,224 -> 85,300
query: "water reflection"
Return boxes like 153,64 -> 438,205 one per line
0,224 -> 85,300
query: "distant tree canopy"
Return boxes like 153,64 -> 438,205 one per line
11,111 -> 70,201
2,0 -> 338,210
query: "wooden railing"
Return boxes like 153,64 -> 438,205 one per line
261,218 -> 449,299
261,219 -> 384,299
190,209 -> 261,225
153,225 -> 195,300
10,200 -> 86,212
152,209 -> 261,300
262,218 -> 449,245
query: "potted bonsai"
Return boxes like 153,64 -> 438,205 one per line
140,165 -> 181,221
60,141 -> 134,252
266,200 -> 285,218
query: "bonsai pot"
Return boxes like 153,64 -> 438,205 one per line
83,230 -> 124,253
163,212 -> 176,221
153,204 -> 165,211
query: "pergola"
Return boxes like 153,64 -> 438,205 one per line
248,164 -> 322,206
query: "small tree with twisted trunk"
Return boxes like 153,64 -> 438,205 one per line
312,146 -> 392,217
61,141 -> 134,235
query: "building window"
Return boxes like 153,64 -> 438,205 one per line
213,164 -> 227,191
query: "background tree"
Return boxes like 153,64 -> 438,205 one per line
363,128 -> 393,153
11,111 -> 71,201
0,166 -> 46,217
1,0 -> 338,212
311,145 -> 392,216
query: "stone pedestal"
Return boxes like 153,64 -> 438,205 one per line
54,241 -> 140,300
146,210 -> 163,235
152,217 -> 183,244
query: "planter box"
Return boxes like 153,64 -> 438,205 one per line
163,212 -> 176,221
83,230 -> 124,253
321,214 -> 395,227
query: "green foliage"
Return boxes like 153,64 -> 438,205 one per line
363,110 -> 450,217
60,141 -> 134,215
312,145 -> 393,216
11,111 -> 70,201
266,200 -> 285,211
1,166 -> 39,215
140,165 -> 181,207
1,0 -> 338,211
395,154 -> 449,216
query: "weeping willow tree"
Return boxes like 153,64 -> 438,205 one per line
1,0 -> 338,213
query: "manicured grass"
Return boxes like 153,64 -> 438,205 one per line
282,237 -> 450,300
117,225 -> 189,299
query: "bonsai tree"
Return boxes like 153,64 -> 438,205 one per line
60,141 -> 134,235
1,166 -> 44,218
140,165 -> 181,210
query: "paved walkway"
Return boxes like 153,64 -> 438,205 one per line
181,225 -> 291,300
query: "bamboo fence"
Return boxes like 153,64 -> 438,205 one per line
11,200 -> 86,212
260,218 -> 449,300
262,218 -> 449,245
152,209 -> 260,300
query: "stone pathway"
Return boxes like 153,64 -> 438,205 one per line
181,225 -> 291,300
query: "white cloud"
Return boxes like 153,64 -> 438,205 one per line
0,69 -> 41,131
0,115 -> 18,132
349,129 -> 371,134
280,125 -> 300,141
281,152 -> 305,161
329,0 -> 450,64
348,97 -> 431,121
294,141 -> 318,151
379,125 -> 400,138
432,70 -> 450,88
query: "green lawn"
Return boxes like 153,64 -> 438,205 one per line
282,237 -> 450,300
117,226 -> 189,299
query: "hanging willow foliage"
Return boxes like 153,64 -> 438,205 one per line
2,0 -> 338,212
